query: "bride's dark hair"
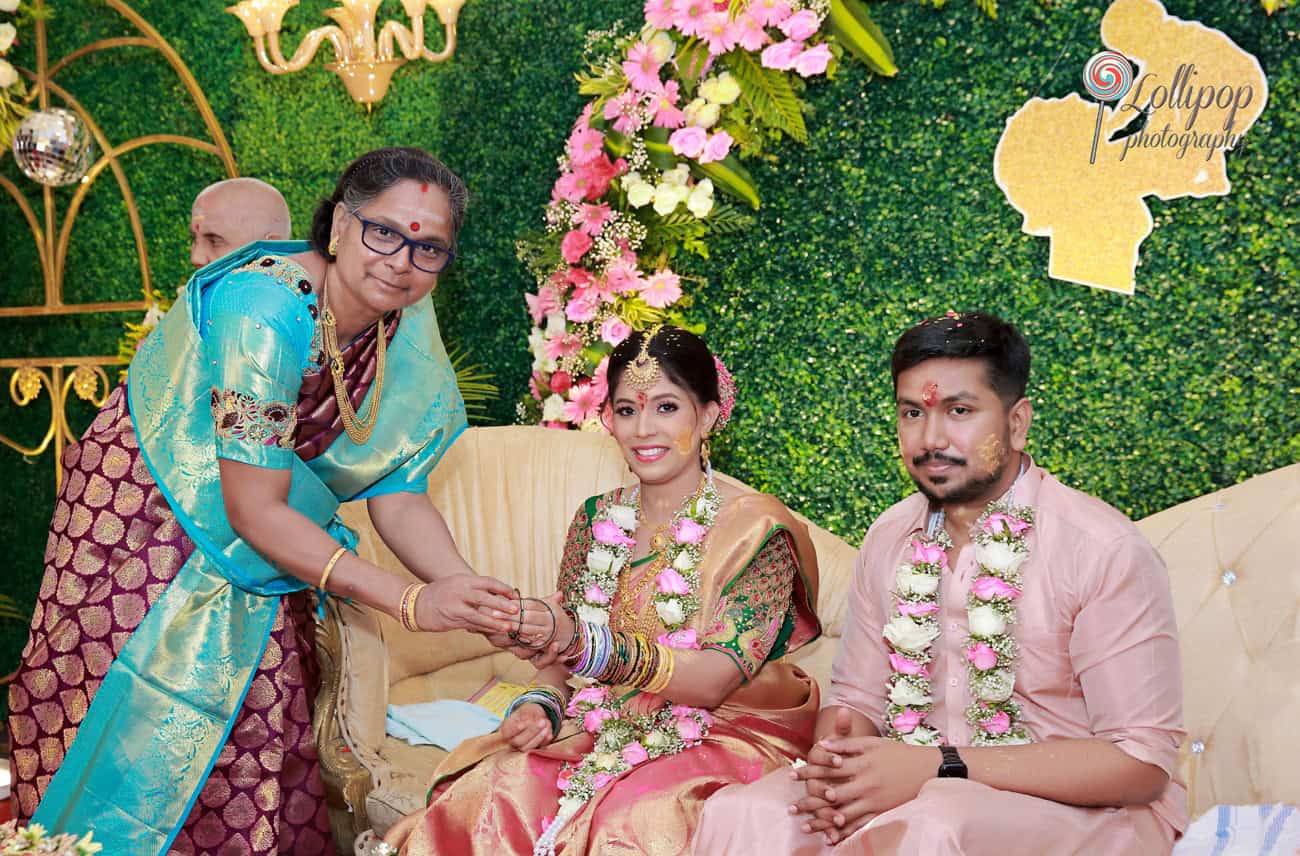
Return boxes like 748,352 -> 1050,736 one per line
606,326 -> 721,407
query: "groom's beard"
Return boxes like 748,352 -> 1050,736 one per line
910,450 -> 1006,506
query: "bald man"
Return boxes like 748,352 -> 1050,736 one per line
189,177 -> 293,268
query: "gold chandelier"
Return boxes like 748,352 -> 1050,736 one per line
225,0 -> 466,106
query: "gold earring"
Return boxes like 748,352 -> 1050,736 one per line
328,235 -> 338,256
701,435 -> 712,469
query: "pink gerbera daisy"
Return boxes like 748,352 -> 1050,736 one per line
641,269 -> 683,308
623,42 -> 664,93
651,79 -> 686,128
645,0 -> 676,30
672,0 -> 711,38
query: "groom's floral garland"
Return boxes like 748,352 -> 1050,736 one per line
517,0 -> 897,430
534,480 -> 722,855
883,502 -> 1035,747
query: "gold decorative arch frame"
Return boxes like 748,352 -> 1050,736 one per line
0,0 -> 238,487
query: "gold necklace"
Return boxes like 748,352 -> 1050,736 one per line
321,269 -> 386,445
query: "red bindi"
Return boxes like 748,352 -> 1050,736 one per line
409,221 -> 421,232
420,183 -> 429,193
922,382 -> 940,408
636,392 -> 647,409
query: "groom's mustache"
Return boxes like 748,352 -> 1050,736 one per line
912,451 -> 966,468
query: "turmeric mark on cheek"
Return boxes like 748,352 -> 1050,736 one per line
977,434 -> 1005,476
672,429 -> 694,456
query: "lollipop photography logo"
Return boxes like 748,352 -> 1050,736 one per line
1082,50 -> 1257,163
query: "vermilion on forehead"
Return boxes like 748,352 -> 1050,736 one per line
922,381 -> 940,407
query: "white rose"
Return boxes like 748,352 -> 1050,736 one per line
648,30 -> 675,64
975,539 -> 1026,574
587,547 -> 616,573
888,681 -> 933,707
0,0 -> 17,15
686,179 -> 714,219
542,393 -> 566,422
0,58 -> 15,89
683,98 -> 720,129
894,566 -> 939,597
699,72 -> 741,105
655,598 -> 685,626
626,179 -> 654,208
580,417 -> 604,432
975,668 -> 1015,702
0,23 -> 16,53
900,725 -> 941,747
545,312 -> 567,337
607,504 -> 638,532
578,603 -> 608,624
644,730 -> 668,748
652,181 -> 689,216
594,752 -> 618,770
882,615 -> 939,653
558,795 -> 583,815
967,605 -> 1006,638
672,550 -> 695,572
661,164 -> 691,186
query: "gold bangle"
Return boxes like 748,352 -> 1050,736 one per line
644,645 -> 676,695
319,546 -> 348,593
400,582 -> 427,632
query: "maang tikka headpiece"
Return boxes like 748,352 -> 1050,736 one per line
623,324 -> 664,391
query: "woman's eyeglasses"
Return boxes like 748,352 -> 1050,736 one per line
350,211 -> 455,273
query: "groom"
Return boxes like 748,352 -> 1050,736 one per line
693,312 -> 1186,854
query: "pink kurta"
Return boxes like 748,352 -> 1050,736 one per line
694,460 -> 1187,855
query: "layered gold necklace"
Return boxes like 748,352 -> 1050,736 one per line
320,268 -> 386,445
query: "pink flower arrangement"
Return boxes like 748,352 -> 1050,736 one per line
656,567 -> 692,595
621,742 -> 650,766
591,771 -> 616,790
564,382 -> 603,423
984,512 -> 1031,537
779,9 -> 820,41
896,600 -> 940,618
641,269 -> 683,308
573,202 -> 613,235
889,652 -> 930,676
699,130 -> 734,164
561,229 -> 594,264
566,127 -> 605,166
980,710 -> 1012,735
593,519 -> 636,547
891,707 -> 922,734
549,370 -> 573,395
645,0 -> 675,30
584,583 -> 611,605
700,11 -> 739,55
583,707 -> 617,734
672,517 -> 707,544
971,575 -> 1022,601
794,43 -> 832,77
734,13 -> 769,52
651,80 -> 686,128
750,0 -> 793,27
910,539 -> 947,567
623,41 -> 663,92
676,717 -> 703,741
761,39 -> 804,71
673,0 -> 711,37
668,125 -> 708,159
965,642 -> 998,671
544,333 -> 583,361
600,316 -> 633,346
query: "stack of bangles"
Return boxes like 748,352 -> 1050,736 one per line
504,684 -> 567,739
398,582 -> 428,632
508,589 -> 559,652
563,619 -> 676,695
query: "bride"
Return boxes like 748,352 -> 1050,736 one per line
384,325 -> 824,855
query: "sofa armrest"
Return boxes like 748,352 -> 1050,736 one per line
314,597 -> 388,851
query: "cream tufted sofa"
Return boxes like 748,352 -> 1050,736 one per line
311,427 -> 1299,853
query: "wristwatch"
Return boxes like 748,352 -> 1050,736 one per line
937,744 -> 968,779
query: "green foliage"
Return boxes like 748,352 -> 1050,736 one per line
0,0 -> 1296,716
724,49 -> 810,144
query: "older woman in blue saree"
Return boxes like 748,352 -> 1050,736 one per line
8,148 -> 545,855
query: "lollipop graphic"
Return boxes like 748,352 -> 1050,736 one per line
1082,51 -> 1134,165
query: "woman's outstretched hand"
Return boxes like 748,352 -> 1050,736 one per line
416,574 -> 518,635
500,702 -> 554,751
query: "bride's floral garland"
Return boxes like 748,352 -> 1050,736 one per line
883,501 -> 1035,747
535,478 -> 722,855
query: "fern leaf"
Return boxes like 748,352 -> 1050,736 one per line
702,204 -> 755,235
724,50 -> 809,143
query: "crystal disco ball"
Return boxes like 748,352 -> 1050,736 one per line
11,108 -> 97,187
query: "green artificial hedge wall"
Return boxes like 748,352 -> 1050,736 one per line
0,0 -> 1296,692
